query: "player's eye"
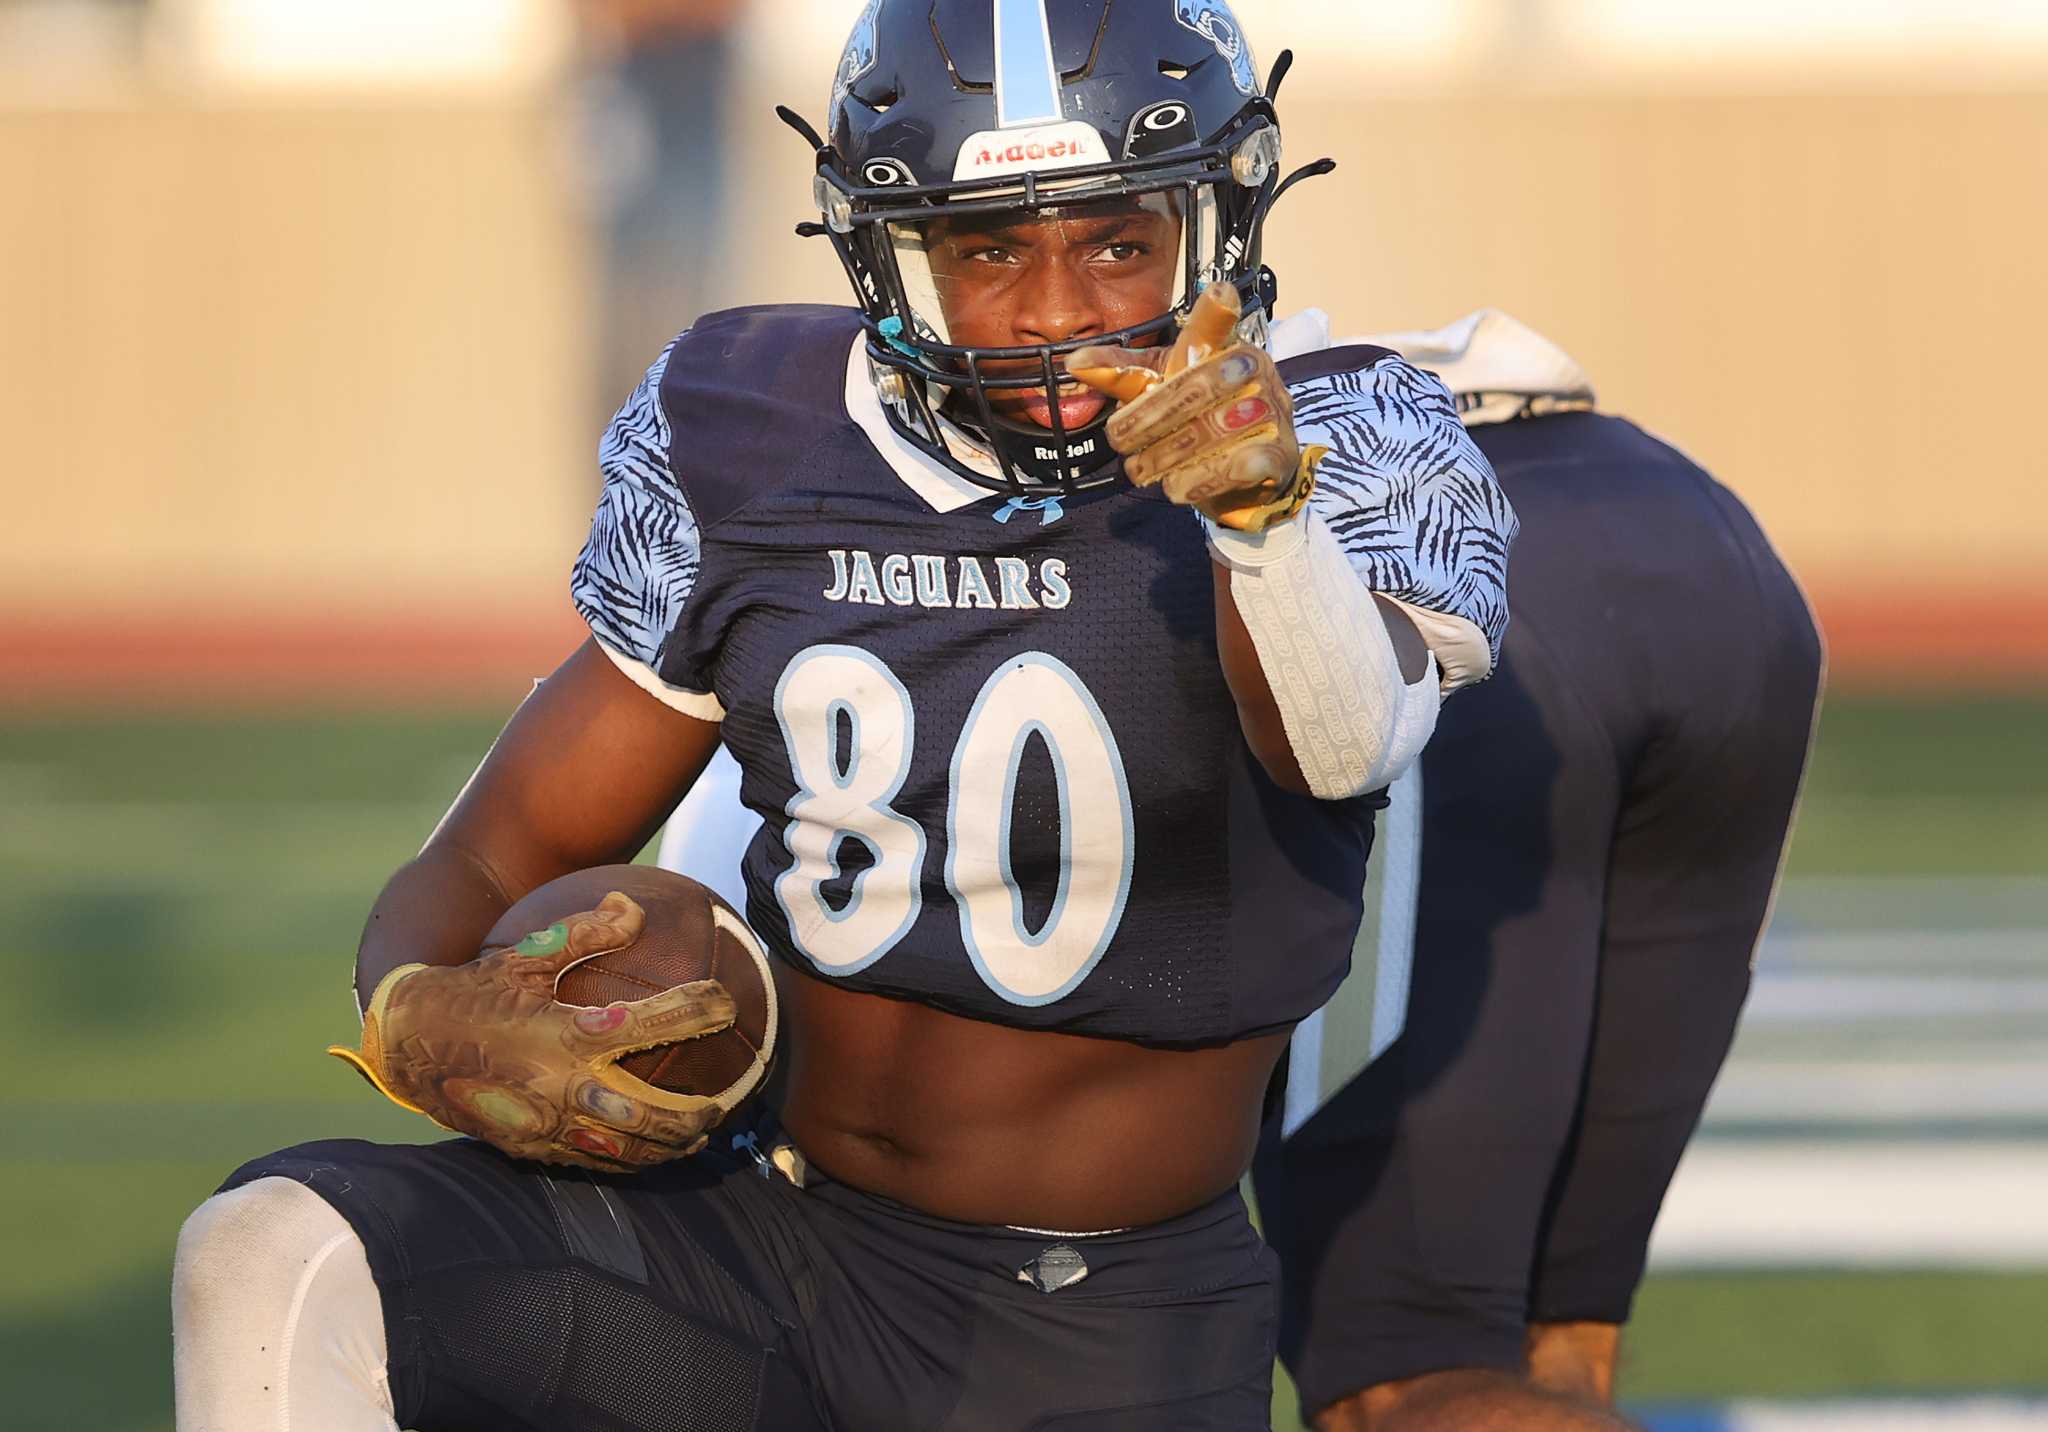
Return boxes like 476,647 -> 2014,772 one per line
1089,241 -> 1151,265
960,244 -> 1020,265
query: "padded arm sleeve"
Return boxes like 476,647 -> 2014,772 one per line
1211,510 -> 1442,800
570,341 -> 725,720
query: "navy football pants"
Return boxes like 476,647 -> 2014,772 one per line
225,1135 -> 1278,1430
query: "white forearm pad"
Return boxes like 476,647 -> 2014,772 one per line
174,1178 -> 397,1431
1212,512 -> 1443,800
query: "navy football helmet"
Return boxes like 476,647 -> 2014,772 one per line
785,0 -> 1327,495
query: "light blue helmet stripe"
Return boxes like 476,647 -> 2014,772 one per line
993,0 -> 1063,128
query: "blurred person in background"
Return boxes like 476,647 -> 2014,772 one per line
576,0 -> 748,408
1252,309 -> 1824,1431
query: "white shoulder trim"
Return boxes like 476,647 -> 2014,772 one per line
841,333 -> 993,514
595,638 -> 726,722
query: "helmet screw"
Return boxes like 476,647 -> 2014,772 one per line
1230,126 -> 1282,188
876,371 -> 910,404
813,173 -> 856,233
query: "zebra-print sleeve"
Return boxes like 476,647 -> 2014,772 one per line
570,342 -> 722,716
1291,356 -> 1517,671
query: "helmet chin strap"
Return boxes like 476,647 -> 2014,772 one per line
947,397 -> 1121,490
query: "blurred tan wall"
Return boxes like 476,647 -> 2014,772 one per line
4,64 -> 2045,691
0,93 -> 593,623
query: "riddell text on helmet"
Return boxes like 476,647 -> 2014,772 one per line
978,138 -> 1081,166
950,120 -> 1111,181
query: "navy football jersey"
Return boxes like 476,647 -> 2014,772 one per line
572,305 -> 1513,1046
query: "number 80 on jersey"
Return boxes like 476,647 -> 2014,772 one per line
772,644 -> 1134,1007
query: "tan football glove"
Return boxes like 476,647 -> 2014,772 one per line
328,892 -> 737,1171
1068,281 -> 1326,533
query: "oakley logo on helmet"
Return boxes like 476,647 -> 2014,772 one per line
1125,100 -> 1199,160
861,158 -> 917,187
1174,0 -> 1259,97
952,120 -> 1111,182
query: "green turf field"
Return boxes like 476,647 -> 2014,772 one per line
1,694 -> 2043,1430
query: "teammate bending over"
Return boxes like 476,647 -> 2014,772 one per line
171,4 -> 1514,1429
1254,310 -> 1822,1431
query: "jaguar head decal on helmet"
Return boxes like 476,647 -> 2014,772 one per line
784,0 -> 1330,496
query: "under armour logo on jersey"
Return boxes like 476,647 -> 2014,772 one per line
993,495 -> 1064,527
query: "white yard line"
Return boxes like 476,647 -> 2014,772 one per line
1760,930 -> 2048,972
1687,1400 -> 2048,1431
1742,970 -> 2048,1022
1704,1059 -> 2048,1124
1647,1141 -> 2048,1269
1767,877 -> 2048,936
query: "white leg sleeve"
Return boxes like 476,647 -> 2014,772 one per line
173,1177 -> 397,1432
1213,511 -> 1442,800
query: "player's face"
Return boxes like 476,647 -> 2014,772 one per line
922,195 -> 1182,431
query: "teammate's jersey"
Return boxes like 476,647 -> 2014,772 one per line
574,304 -> 1512,1046
1282,310 -> 1823,1131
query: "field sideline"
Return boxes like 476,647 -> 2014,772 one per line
1,695 -> 2043,1429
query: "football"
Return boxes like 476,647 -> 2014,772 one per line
484,865 -> 776,1112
